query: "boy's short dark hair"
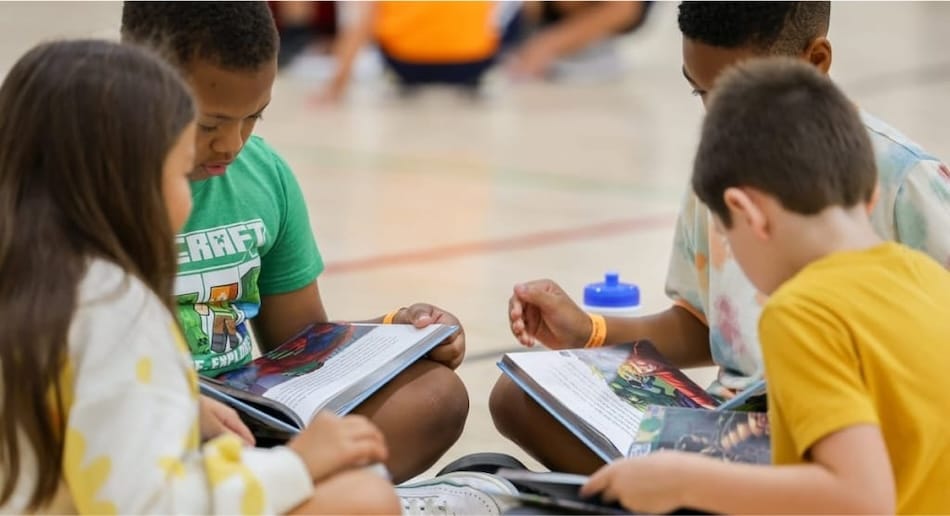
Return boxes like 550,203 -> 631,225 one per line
678,2 -> 830,55
120,1 -> 278,70
691,58 -> 877,227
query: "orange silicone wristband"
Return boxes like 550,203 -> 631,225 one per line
382,308 -> 402,325
583,313 -> 607,348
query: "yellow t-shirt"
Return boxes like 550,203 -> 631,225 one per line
374,1 -> 498,63
759,242 -> 950,513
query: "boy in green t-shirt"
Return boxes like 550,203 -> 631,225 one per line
121,1 -> 467,483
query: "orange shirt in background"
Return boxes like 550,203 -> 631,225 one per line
374,1 -> 499,63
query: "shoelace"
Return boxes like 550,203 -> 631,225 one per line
401,495 -> 449,515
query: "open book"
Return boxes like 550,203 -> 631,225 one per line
498,341 -> 720,462
201,322 -> 457,442
629,405 -> 770,464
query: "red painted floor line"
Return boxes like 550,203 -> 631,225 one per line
323,213 -> 676,275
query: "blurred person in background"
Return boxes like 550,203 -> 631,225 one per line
510,1 -> 652,80
276,1 -> 652,101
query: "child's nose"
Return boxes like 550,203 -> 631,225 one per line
211,125 -> 244,156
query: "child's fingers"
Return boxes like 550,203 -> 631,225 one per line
511,318 -> 525,334
343,436 -> 389,466
511,296 -> 533,345
427,339 -> 464,369
341,415 -> 383,439
222,411 -> 256,446
309,410 -> 342,426
404,304 -> 436,327
510,324 -> 532,346
522,304 -> 541,335
509,294 -> 524,321
580,465 -> 611,497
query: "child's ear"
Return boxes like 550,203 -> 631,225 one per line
803,36 -> 832,75
723,187 -> 770,240
867,184 -> 881,215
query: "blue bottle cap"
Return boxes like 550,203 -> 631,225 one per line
583,272 -> 640,308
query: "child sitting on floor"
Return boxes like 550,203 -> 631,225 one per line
0,39 -> 397,514
582,58 -> 950,514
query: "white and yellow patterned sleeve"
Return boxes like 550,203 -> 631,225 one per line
893,160 -> 950,269
62,265 -> 312,515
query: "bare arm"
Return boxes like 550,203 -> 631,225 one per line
254,281 -> 329,352
584,425 -> 895,514
323,3 -> 376,101
511,2 -> 645,77
604,305 -> 711,368
528,2 -> 644,58
688,425 -> 894,513
253,280 -> 408,347
509,281 -> 711,368
256,283 -> 465,369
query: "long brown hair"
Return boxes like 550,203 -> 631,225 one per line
0,40 -> 194,509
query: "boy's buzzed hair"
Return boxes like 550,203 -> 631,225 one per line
120,1 -> 278,70
678,2 -> 830,55
692,58 -> 877,227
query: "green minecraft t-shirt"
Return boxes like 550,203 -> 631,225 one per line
174,136 -> 324,376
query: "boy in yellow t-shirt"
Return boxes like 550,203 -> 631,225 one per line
582,58 -> 950,513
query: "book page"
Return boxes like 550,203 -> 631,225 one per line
508,349 -> 644,458
254,324 -> 440,421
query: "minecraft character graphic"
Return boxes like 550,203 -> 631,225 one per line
175,266 -> 262,361
210,308 -> 241,353
208,282 -> 242,353
176,292 -> 210,355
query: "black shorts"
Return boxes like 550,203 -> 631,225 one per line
380,49 -> 496,88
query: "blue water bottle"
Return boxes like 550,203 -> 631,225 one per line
582,272 -> 641,317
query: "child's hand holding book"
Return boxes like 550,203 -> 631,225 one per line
199,394 -> 256,446
387,303 -> 466,370
582,451 -> 699,514
288,412 -> 389,482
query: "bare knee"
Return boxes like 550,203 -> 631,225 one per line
357,359 -> 469,436
394,360 -> 470,441
355,360 -> 469,481
489,374 -> 525,438
424,361 -> 470,436
294,468 -> 400,515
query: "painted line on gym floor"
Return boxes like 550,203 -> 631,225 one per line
323,213 -> 675,275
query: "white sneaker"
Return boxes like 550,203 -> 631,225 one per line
396,471 -> 520,516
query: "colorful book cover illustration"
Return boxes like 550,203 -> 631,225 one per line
217,323 -> 373,395
572,341 -> 717,411
500,341 -> 719,461
630,405 -> 770,464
